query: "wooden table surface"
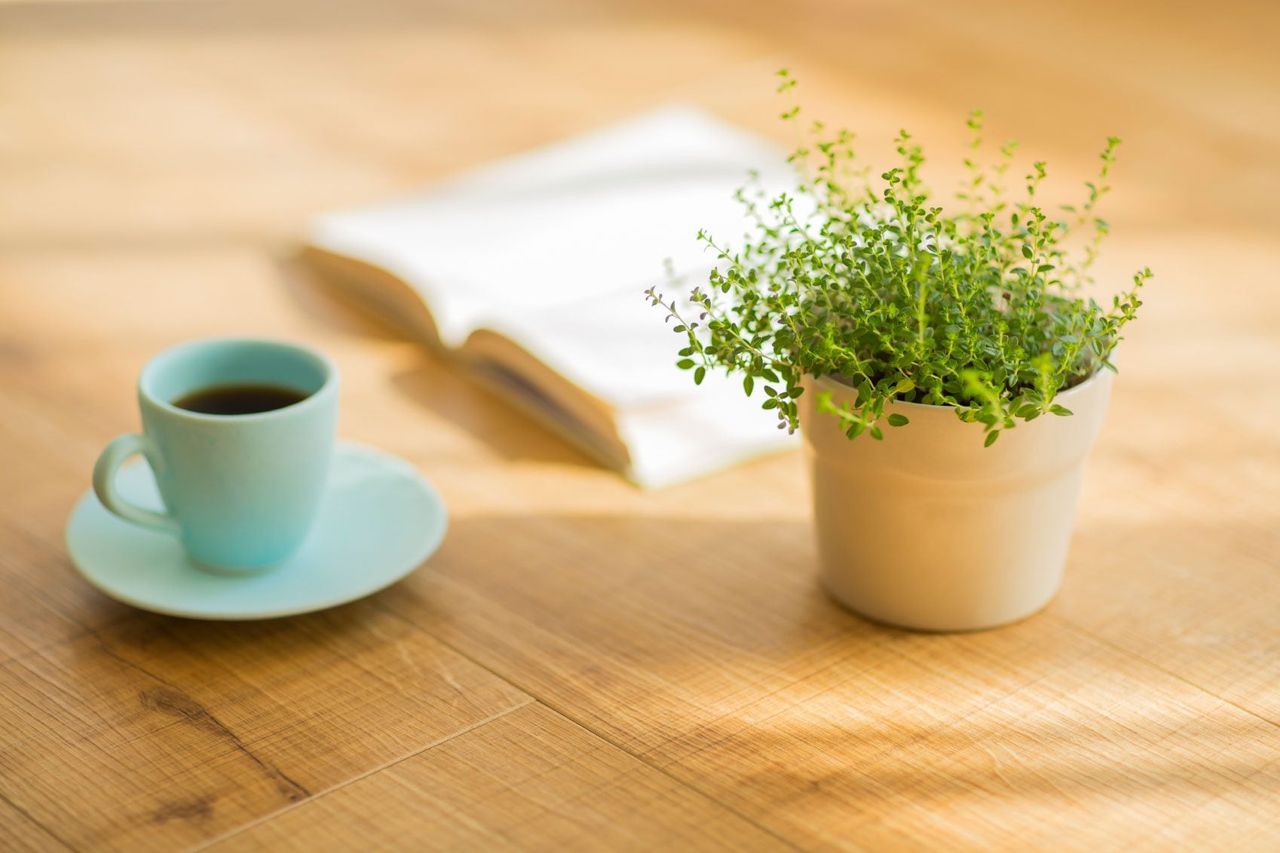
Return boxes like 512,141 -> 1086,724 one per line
3,1 -> 1279,849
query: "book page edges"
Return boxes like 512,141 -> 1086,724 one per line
300,245 -> 637,478
299,246 -> 445,348
460,330 -> 633,474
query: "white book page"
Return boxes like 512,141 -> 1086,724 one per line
308,104 -> 802,484
309,105 -> 792,348
477,280 -> 718,408
480,283 -> 800,484
617,393 -> 798,489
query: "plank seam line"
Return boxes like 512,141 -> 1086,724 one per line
1055,618 -> 1280,818
192,696 -> 536,851
78,624 -> 312,799
368,601 -> 811,852
1057,617 -> 1280,733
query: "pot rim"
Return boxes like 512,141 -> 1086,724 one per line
809,365 -> 1112,412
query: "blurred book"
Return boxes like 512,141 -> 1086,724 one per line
304,105 -> 797,488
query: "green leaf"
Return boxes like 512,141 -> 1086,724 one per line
984,430 -> 1000,448
694,366 -> 706,385
1049,404 -> 1073,416
645,86 -> 1146,450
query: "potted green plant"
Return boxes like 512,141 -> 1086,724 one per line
648,71 -> 1150,631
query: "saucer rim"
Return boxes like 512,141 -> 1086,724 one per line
64,440 -> 448,620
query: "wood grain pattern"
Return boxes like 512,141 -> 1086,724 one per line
0,796 -> 71,853
376,519 -> 1280,848
0,604 -> 530,850
210,703 -> 790,852
2,0 -> 1278,849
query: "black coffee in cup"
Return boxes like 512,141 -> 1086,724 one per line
173,383 -> 308,416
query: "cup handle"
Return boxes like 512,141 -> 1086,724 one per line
92,434 -> 180,535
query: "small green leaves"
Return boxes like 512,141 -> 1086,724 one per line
647,74 -> 1147,446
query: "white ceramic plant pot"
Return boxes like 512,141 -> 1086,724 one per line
800,370 -> 1113,632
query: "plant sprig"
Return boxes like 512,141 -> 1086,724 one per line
646,69 -> 1150,445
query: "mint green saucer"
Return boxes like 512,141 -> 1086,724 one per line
66,442 -> 447,619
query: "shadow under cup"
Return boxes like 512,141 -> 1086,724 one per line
136,339 -> 338,572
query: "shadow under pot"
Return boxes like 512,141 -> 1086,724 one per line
799,370 -> 1113,632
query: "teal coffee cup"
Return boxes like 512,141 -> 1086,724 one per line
92,338 -> 338,572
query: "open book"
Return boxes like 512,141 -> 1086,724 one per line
305,106 -> 798,488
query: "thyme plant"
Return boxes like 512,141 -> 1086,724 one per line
647,70 -> 1150,446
